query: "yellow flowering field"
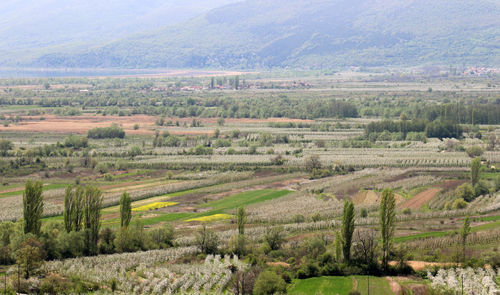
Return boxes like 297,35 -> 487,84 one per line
185,214 -> 232,222
132,202 -> 179,212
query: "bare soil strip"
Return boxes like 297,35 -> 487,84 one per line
400,188 -> 441,209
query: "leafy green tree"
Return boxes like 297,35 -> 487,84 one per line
341,200 -> 355,263
253,271 -> 286,295
120,192 -> 132,228
470,157 -> 481,186
56,230 -> 85,258
0,222 -> 14,247
23,180 -> 44,236
228,234 -> 248,256
99,228 -> 115,254
237,207 -> 246,235
63,186 -> 74,233
114,228 -> 137,253
453,198 -> 468,210
380,188 -> 396,271
128,145 -> 142,158
456,183 -> 475,202
460,216 -> 471,262
64,185 -> 85,232
334,231 -> 342,262
264,226 -> 285,251
148,224 -> 174,249
16,238 -> 45,279
474,181 -> 489,198
195,224 -> 219,254
0,245 -> 12,265
305,155 -> 321,171
0,139 -> 13,156
83,186 -> 103,255
72,186 -> 85,231
466,146 -> 484,158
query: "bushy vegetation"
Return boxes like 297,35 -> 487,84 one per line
87,124 -> 125,139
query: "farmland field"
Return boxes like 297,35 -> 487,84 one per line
0,70 -> 499,294
288,277 -> 353,295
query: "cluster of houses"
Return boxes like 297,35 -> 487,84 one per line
463,67 -> 499,77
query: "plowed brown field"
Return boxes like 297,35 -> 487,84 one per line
400,188 -> 441,209
0,115 -> 313,135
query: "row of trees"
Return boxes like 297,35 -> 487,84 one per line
24,182 -> 104,256
340,189 -> 396,271
365,119 -> 462,140
4,181 -> 104,280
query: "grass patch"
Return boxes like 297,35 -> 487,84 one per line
198,189 -> 291,213
474,215 -> 500,222
288,276 -> 353,295
353,276 -> 393,295
480,172 -> 499,180
131,213 -> 194,226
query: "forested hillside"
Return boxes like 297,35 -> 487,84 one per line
30,0 -> 500,69
0,0 -> 240,63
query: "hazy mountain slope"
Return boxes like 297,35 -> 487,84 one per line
25,0 -> 500,68
0,0 -> 241,61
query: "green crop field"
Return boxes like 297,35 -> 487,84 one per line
288,277 -> 354,295
288,276 -> 394,295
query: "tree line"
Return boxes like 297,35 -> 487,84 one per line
365,119 -> 463,140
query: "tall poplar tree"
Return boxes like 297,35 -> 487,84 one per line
470,157 -> 481,186
380,188 -> 396,271
63,185 -> 74,233
84,186 -> 103,255
23,180 -> 44,236
73,185 -> 85,231
237,207 -> 246,235
120,192 -> 132,228
341,200 -> 355,263
460,216 -> 471,262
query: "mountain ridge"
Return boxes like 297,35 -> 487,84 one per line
6,0 -> 500,68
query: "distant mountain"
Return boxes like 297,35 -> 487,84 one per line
10,0 -> 500,68
0,0 -> 241,63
